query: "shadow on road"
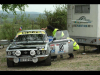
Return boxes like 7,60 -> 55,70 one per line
14,62 -> 45,67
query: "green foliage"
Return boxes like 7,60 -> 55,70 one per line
1,4 -> 28,14
0,13 -> 40,40
36,14 -> 53,36
36,4 -> 67,36
1,23 -> 16,40
36,14 -> 48,28
44,4 -> 67,30
0,4 -> 68,39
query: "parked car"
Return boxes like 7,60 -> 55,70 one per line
6,29 -> 73,67
6,30 -> 51,67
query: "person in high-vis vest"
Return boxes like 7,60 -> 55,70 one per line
67,37 -> 79,59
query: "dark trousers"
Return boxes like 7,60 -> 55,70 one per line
68,50 -> 77,57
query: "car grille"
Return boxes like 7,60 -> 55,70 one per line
21,50 -> 45,55
21,51 -> 30,55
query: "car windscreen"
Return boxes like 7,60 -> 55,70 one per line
14,34 -> 46,42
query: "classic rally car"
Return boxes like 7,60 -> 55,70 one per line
6,30 -> 51,67
6,29 -> 73,67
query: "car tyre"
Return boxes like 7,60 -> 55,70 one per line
7,58 -> 14,67
44,53 -> 51,66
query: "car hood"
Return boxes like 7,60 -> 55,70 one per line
9,41 -> 47,49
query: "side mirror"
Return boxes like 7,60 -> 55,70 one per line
53,38 -> 56,41
10,39 -> 13,42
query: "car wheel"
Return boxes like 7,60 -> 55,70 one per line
44,53 -> 51,66
7,58 -> 14,67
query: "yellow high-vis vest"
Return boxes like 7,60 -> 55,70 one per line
52,28 -> 59,36
67,37 -> 79,50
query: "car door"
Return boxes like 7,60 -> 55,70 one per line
49,30 -> 73,55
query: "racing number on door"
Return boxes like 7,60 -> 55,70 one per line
59,44 -> 64,51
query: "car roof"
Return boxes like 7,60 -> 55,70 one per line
16,29 -> 47,36
19,29 -> 45,32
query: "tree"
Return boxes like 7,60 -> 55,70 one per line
44,4 -> 67,30
36,4 -> 67,36
36,14 -> 48,28
36,14 -> 52,35
1,4 -> 28,14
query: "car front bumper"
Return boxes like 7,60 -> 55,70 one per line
6,55 -> 49,63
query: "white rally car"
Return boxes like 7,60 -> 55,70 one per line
5,29 -> 73,67
6,30 -> 51,67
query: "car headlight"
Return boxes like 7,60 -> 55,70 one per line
13,58 -> 19,63
37,50 -> 40,55
30,50 -> 35,56
42,50 -> 46,55
7,51 -> 11,55
12,51 -> 15,55
15,50 -> 21,56
32,57 -> 38,63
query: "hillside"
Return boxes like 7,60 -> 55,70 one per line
0,10 -> 43,14
0,10 -> 45,23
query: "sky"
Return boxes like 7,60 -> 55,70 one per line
0,4 -> 60,13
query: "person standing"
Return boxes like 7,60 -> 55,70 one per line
67,37 -> 79,59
